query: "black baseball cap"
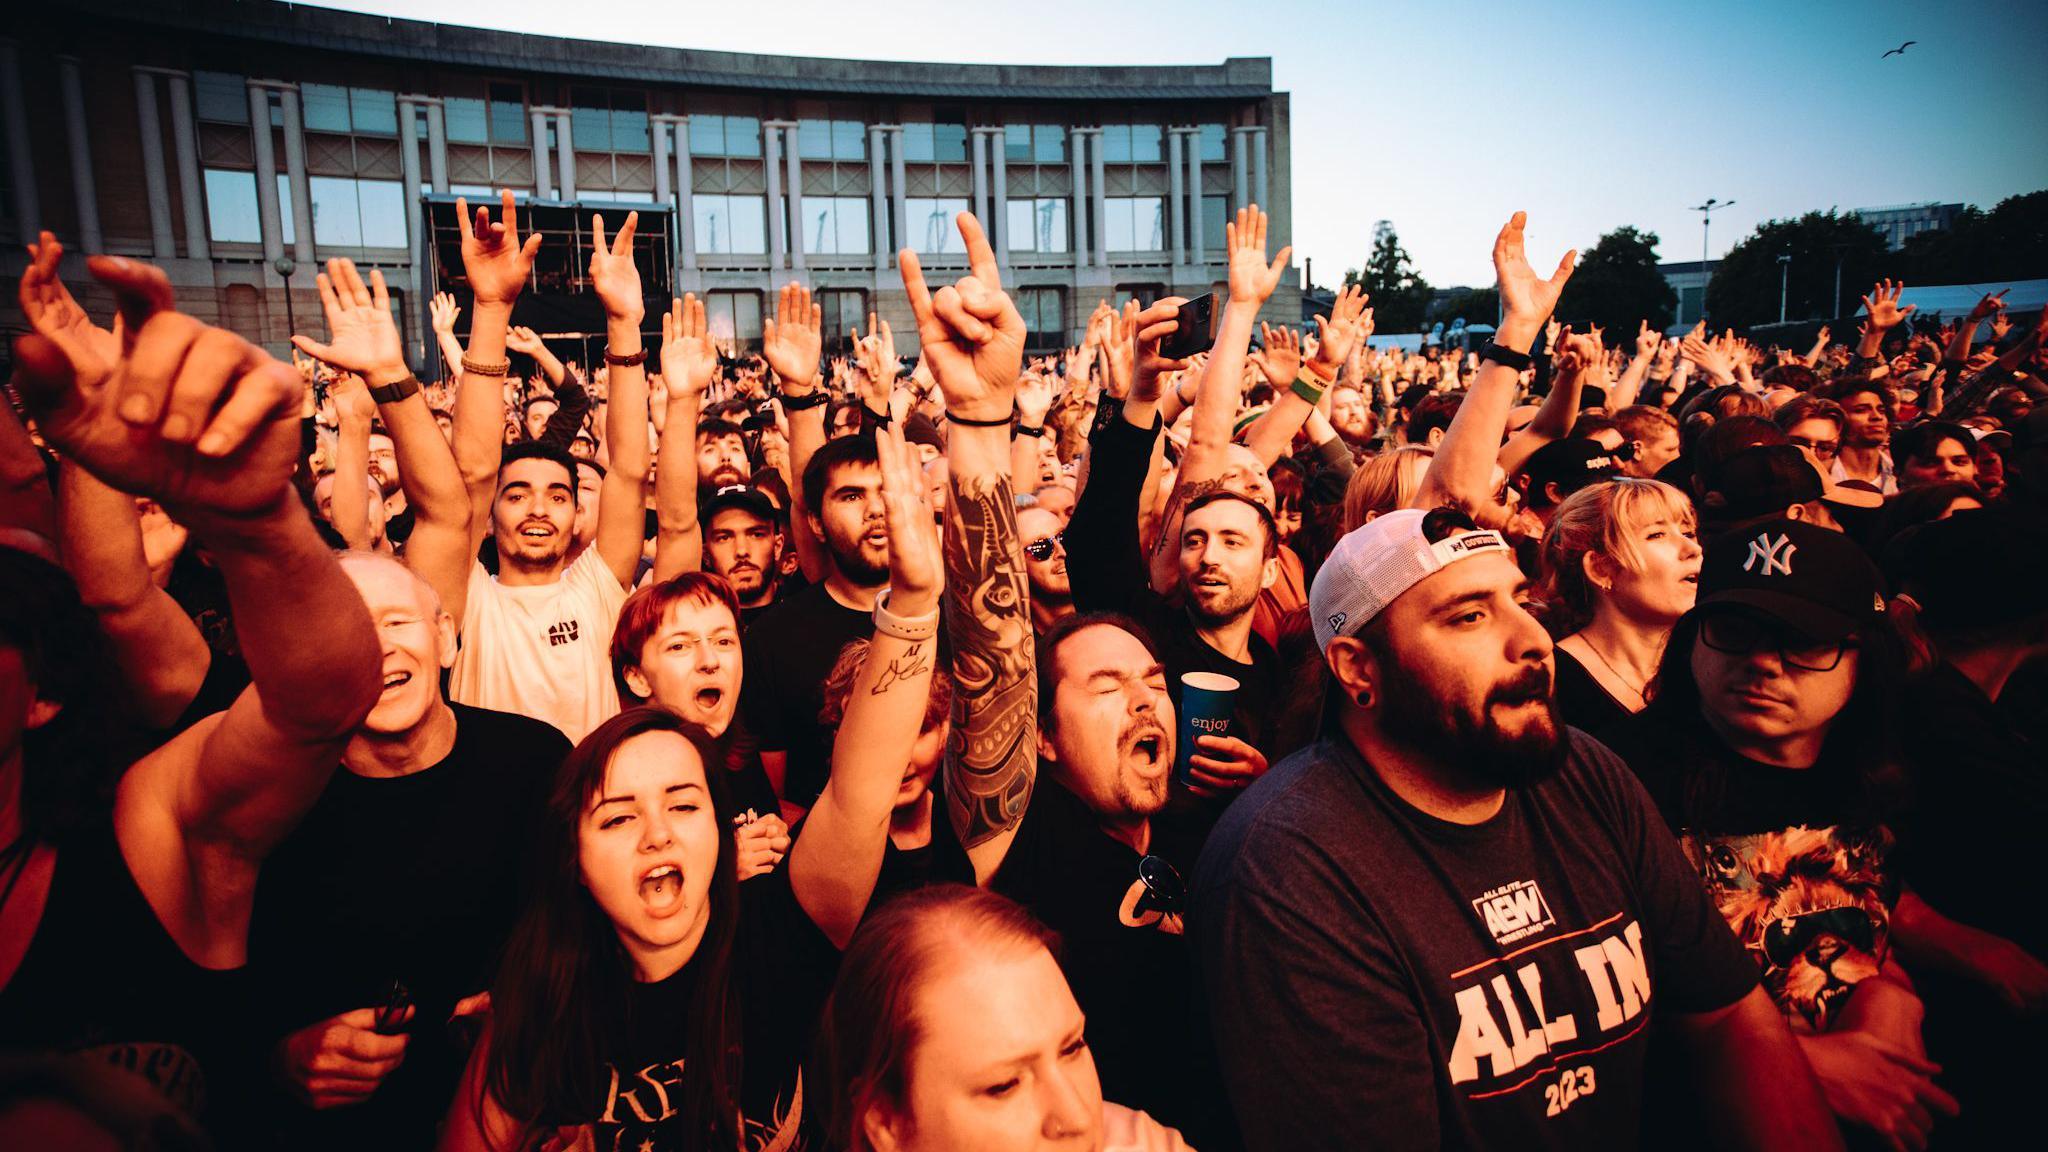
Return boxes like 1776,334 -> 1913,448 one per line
699,484 -> 783,527
1697,518 -> 1886,642
1518,438 -> 1622,508
1898,507 -> 2048,630
1704,444 -> 1884,523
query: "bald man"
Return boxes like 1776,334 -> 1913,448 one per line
243,552 -> 571,1149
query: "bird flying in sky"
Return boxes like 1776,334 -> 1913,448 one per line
1882,41 -> 1917,58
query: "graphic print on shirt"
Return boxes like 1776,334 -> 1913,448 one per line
1443,904 -> 1653,1117
1679,823 -> 1893,1032
548,619 -> 581,647
588,1059 -> 804,1152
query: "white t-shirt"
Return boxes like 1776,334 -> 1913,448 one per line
450,547 -> 628,743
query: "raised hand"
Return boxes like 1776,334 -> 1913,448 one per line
18,232 -> 117,368
1493,212 -> 1577,346
1129,298 -> 1188,405
1862,278 -> 1916,331
1101,300 -> 1137,400
659,294 -> 718,402
1990,311 -> 2013,342
1966,289 -> 2009,325
1309,283 -> 1371,375
504,325 -> 545,356
855,312 -> 899,392
1015,370 -> 1056,429
587,212 -> 644,324
15,256 -> 303,519
761,281 -> 824,394
899,212 -> 1024,423
875,420 -> 942,612
457,191 -> 540,307
290,258 -> 408,385
429,290 -> 460,336
1634,319 -> 1661,359
1224,205 -> 1291,308
1250,322 -> 1303,386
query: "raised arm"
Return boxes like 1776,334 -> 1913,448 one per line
449,192 -> 541,548
1856,279 -> 1915,364
1244,285 -> 1371,465
325,373 -> 378,550
763,284 -> 829,582
15,255 -> 378,954
428,290 -> 465,377
293,258 -> 476,622
788,422 -> 943,948
651,294 -> 716,581
505,325 -> 566,388
1414,212 -> 1574,513
1609,320 -> 1659,411
587,212 -> 652,588
1498,327 -> 1594,478
902,213 -> 1034,880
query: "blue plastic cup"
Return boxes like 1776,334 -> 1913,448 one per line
1176,671 -> 1241,786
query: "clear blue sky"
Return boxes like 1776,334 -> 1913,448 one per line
313,0 -> 2048,288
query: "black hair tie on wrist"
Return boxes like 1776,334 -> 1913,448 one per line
946,410 -> 1014,428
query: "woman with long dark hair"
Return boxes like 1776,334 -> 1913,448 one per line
1600,518 -> 1952,1151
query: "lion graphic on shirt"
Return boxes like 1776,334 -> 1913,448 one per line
1680,823 -> 1894,1033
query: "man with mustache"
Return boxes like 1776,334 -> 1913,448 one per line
1191,505 -> 1837,1150
699,485 -> 787,627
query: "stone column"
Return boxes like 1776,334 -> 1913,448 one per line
1231,126 -> 1251,212
782,122 -> 804,271
969,127 -> 989,230
1089,128 -> 1108,268
867,125 -> 888,265
1166,128 -> 1186,268
132,69 -> 175,258
246,82 -> 284,263
1186,132 -> 1205,265
424,101 -> 448,193
396,96 -> 426,364
1069,129 -> 1088,269
277,84 -> 314,261
1251,127 -> 1268,215
990,131 -> 1009,275
888,126 -> 907,267
0,42 -> 40,239
673,117 -> 696,281
530,107 -> 553,199
763,122 -> 785,271
553,109 -> 574,200
651,116 -> 672,205
58,56 -> 102,252
165,72 -> 207,258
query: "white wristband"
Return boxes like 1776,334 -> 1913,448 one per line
873,587 -> 939,642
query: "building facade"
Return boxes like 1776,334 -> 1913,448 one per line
1850,202 -> 1964,252
1,0 -> 1295,371
1659,259 -> 1720,329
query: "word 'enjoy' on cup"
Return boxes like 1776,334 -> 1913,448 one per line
1175,671 -> 1240,786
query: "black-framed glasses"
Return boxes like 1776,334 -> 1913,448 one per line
1787,435 -> 1840,460
1133,855 -> 1185,919
1700,611 -> 1855,673
1023,532 -> 1065,562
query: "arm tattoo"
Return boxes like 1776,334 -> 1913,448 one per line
941,469 -> 1037,847
1150,475 -> 1229,559
869,642 -> 933,696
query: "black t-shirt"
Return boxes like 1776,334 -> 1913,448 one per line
242,704 -> 571,1150
990,777 -> 1219,1142
1552,648 -> 1632,737
1601,706 -> 1898,1033
738,583 -> 873,809
869,799 -> 976,915
1190,730 -> 1756,1152
0,817 -> 248,1127
554,866 -> 840,1151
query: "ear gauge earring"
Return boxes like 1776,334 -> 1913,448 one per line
1356,689 -> 1374,707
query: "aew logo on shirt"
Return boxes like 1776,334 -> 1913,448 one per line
1473,880 -> 1555,946
547,619 -> 581,648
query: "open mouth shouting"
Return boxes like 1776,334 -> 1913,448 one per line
1123,722 -> 1170,777
639,863 -> 685,912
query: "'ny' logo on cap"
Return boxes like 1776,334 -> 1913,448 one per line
1743,533 -> 1797,577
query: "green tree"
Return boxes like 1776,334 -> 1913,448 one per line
1345,221 -> 1433,333
1430,286 -> 1501,328
1554,226 -> 1676,336
1705,211 -> 1889,330
1893,189 -> 2048,286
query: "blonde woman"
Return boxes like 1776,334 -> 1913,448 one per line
1539,478 -> 1702,733
1341,445 -> 1434,530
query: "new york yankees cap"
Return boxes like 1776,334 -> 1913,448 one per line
1697,518 -> 1886,643
1310,507 -> 1516,652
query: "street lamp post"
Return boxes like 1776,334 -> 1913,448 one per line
1691,198 -> 1734,324
273,255 -> 297,350
1778,253 -> 1791,324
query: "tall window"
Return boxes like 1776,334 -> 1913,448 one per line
1004,124 -> 1065,164
803,197 -> 871,256
906,198 -> 972,254
1006,198 -> 1069,253
819,289 -> 866,347
571,88 -> 649,153
194,72 -> 248,124
1198,124 -> 1227,163
689,115 -> 762,159
203,169 -> 261,243
1201,195 -> 1228,253
488,83 -> 528,145
1100,125 -> 1163,164
704,291 -> 763,345
797,119 -> 866,161
1105,197 -> 1165,252
694,194 -> 768,255
308,177 -> 408,248
901,122 -> 968,164
1016,287 -> 1064,346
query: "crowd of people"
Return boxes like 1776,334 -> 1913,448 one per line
2,190 -> 2045,1152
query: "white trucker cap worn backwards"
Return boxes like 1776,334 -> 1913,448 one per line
1309,508 -> 1514,653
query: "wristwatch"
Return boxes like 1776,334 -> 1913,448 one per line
1479,342 -> 1533,371
369,374 -> 423,405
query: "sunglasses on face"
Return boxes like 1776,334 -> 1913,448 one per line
1787,435 -> 1840,460
1023,532 -> 1065,562
1700,611 -> 1856,673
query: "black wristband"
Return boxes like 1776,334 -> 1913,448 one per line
1479,341 -> 1533,372
862,404 -> 892,428
946,410 -> 1013,428
778,390 -> 829,412
1013,423 -> 1045,439
369,374 -> 423,405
